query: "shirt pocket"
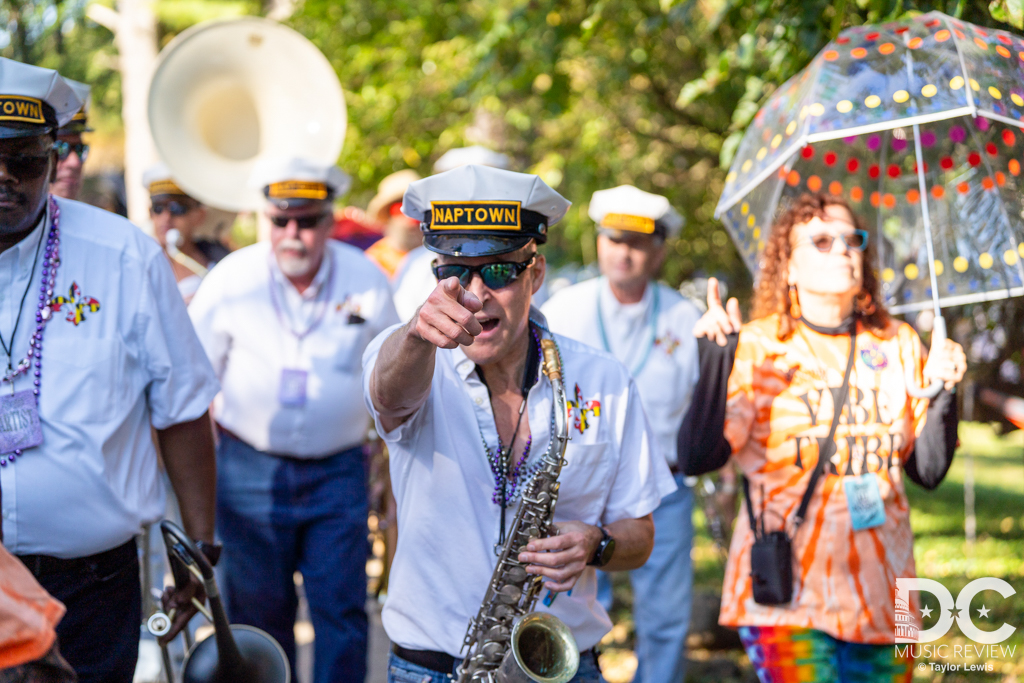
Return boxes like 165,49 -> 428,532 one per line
330,324 -> 368,373
555,442 -> 614,523
41,337 -> 132,424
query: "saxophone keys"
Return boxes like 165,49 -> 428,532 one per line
498,584 -> 522,604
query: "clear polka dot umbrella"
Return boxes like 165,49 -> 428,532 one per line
716,12 -> 1024,394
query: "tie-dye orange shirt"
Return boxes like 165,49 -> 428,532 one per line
720,314 -> 928,644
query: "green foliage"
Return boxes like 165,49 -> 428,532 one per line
990,0 -> 1024,27
291,0 -> 998,293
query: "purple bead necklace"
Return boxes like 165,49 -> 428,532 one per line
0,196 -> 61,467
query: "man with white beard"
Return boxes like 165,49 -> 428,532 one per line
188,158 -> 399,683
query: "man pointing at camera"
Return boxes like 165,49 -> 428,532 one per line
363,164 -> 674,682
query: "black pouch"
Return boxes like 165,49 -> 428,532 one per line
742,328 -> 857,607
750,529 -> 793,605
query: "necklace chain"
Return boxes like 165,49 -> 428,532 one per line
1,195 -> 62,467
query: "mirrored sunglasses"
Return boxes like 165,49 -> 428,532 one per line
432,256 -> 536,290
54,141 -> 89,162
808,229 -> 869,253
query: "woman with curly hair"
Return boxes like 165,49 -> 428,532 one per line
680,192 -> 967,682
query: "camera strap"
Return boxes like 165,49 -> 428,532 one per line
743,328 -> 857,537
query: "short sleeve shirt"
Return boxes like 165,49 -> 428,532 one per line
542,277 -> 701,467
189,240 -> 399,457
361,314 -> 672,655
1,197 -> 220,558
720,314 -> 928,643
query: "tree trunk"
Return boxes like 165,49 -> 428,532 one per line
115,0 -> 159,230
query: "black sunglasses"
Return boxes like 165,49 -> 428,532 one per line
269,213 -> 330,229
0,153 -> 51,179
807,229 -> 869,253
432,256 -> 536,290
54,141 -> 89,162
152,201 -> 194,217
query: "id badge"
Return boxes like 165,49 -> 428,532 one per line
279,369 -> 308,407
0,390 -> 44,454
843,473 -> 886,531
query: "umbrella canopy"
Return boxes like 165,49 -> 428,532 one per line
716,11 -> 1024,315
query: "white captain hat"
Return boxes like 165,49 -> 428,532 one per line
250,157 -> 352,209
432,146 -> 510,174
59,78 -> 92,134
402,164 -> 570,257
0,57 -> 81,139
143,162 -> 193,199
589,185 -> 684,240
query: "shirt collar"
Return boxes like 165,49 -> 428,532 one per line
599,276 -> 653,314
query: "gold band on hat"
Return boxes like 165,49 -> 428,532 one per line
70,110 -> 87,123
600,213 -> 655,234
267,181 -> 329,200
0,96 -> 46,125
149,179 -> 186,196
428,200 -> 521,231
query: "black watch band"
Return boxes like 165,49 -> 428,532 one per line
194,540 -> 223,567
588,526 -> 615,568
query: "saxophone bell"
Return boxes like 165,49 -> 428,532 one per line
496,613 -> 579,683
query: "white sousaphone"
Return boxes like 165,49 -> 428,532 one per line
148,17 -> 346,212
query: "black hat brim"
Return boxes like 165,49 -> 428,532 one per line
423,233 -> 536,257
0,122 -> 55,140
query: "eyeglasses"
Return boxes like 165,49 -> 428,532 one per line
0,153 -> 51,179
152,201 -> 193,217
806,229 -> 869,253
54,141 -> 89,162
432,256 -> 536,290
268,213 -> 330,229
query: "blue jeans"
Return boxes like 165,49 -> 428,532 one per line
216,433 -> 369,683
597,473 -> 694,683
385,649 -> 605,683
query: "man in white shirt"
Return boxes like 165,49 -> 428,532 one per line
0,59 -> 220,683
49,78 -> 89,201
364,165 -> 674,682
189,157 -> 399,683
542,186 -> 701,683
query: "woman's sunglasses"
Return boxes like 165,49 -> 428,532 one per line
268,213 -> 330,229
432,256 -> 536,290
0,153 -> 51,179
54,141 -> 90,162
152,201 -> 194,217
807,229 -> 869,253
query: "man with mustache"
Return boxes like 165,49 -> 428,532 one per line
188,157 -> 399,683
0,59 -> 220,683
49,78 -> 90,201
364,165 -> 675,682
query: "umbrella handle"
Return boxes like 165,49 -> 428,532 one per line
906,315 -> 946,400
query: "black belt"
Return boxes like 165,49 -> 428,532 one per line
392,644 -> 456,674
16,538 -> 137,579
391,643 -> 598,675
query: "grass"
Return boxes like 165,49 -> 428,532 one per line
597,423 -> 1024,683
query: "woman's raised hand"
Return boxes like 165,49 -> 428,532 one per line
693,277 -> 742,346
922,336 -> 968,391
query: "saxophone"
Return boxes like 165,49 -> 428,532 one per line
456,338 -> 580,683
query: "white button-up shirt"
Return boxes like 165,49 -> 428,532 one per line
0,197 -> 219,558
542,277 -> 701,467
361,312 -> 674,655
190,240 -> 399,457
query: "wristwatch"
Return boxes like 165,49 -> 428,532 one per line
194,540 -> 223,567
587,527 -> 616,568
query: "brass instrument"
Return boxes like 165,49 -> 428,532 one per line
147,17 -> 346,212
456,338 -> 580,683
147,521 -> 290,683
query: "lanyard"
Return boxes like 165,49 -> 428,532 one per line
0,217 -> 45,381
596,278 -> 660,377
267,252 -> 334,343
